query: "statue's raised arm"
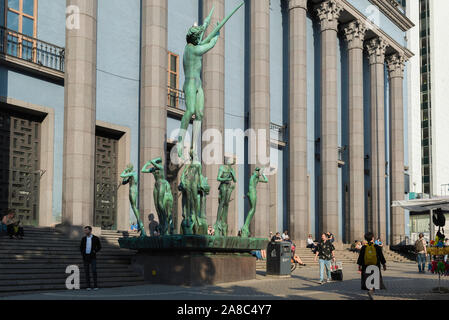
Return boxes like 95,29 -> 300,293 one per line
177,1 -> 244,163
200,1 -> 244,45
199,6 -> 215,43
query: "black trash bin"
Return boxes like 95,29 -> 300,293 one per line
266,241 -> 291,276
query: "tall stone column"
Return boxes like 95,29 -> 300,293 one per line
202,0 -> 225,227
139,0 -> 168,230
249,0 -> 270,238
288,0 -> 308,244
62,0 -> 97,227
366,37 -> 388,241
316,0 -> 342,236
387,53 -> 406,245
343,20 -> 366,243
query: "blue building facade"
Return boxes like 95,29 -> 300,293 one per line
0,0 -> 413,244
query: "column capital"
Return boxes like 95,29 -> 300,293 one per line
316,0 -> 343,32
366,37 -> 388,65
343,20 -> 366,50
288,0 -> 307,11
387,53 -> 407,79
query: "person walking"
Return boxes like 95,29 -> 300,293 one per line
80,226 -> 102,290
314,233 -> 335,284
357,232 -> 387,299
415,233 -> 427,273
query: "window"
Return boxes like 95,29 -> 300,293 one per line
5,0 -> 38,61
167,51 -> 180,108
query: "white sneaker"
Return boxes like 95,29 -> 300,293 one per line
86,288 -> 91,291
93,288 -> 99,291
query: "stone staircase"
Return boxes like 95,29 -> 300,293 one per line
256,244 -> 414,271
0,227 -> 144,296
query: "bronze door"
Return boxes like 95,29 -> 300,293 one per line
0,111 -> 40,225
94,134 -> 118,230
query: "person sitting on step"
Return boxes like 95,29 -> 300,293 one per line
2,210 -> 24,240
285,235 -> 306,267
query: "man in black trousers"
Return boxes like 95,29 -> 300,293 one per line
80,226 -> 102,290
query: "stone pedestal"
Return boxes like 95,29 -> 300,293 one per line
131,252 -> 255,286
119,235 -> 268,286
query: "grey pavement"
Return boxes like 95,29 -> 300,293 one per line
3,262 -> 449,300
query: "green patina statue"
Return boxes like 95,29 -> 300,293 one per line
179,150 -> 210,235
120,164 -> 146,237
142,157 -> 174,236
214,158 -> 237,236
240,168 -> 268,238
179,152 -> 200,235
197,170 -> 210,235
177,1 -> 245,162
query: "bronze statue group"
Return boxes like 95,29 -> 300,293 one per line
120,154 -> 268,239
120,1 -> 269,239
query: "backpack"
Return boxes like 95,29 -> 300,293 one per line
415,239 -> 425,252
364,243 -> 378,266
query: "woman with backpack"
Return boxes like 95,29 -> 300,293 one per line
415,233 -> 427,273
357,232 -> 387,298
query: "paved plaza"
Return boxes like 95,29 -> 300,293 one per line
3,262 -> 449,300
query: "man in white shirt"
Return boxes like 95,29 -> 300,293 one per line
80,226 -> 102,290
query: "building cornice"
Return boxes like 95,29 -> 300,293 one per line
340,0 -> 414,59
368,0 -> 415,32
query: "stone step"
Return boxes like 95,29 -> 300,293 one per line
0,280 -> 145,295
0,237 -> 121,244
0,240 -> 121,249
0,267 -> 136,275
0,274 -> 144,287
0,226 -> 146,295
0,258 -> 131,264
0,248 -> 135,255
1,270 -> 143,281
0,254 -> 131,264
0,262 -> 137,269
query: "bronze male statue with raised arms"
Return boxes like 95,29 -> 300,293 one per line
177,2 -> 245,162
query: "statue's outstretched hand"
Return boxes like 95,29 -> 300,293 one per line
215,22 -> 221,37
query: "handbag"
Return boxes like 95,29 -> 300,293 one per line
331,260 -> 343,281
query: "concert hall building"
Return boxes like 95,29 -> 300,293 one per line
0,0 -> 415,245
